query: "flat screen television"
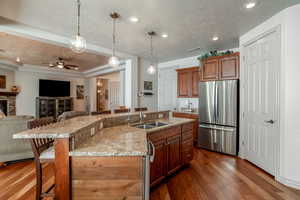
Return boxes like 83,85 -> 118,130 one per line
39,79 -> 70,97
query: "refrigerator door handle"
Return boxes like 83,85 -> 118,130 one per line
199,124 -> 235,132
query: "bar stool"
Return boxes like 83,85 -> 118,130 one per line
28,117 -> 55,200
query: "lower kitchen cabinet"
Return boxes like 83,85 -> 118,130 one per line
173,112 -> 199,144
166,135 -> 181,175
150,139 -> 166,186
149,122 -> 194,187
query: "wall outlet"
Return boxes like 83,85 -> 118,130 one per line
90,127 -> 95,136
158,113 -> 164,118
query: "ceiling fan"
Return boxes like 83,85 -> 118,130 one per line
47,57 -> 79,70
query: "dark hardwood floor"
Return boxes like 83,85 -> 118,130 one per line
1,148 -> 300,200
151,149 -> 300,200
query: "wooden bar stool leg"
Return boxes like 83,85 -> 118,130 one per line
35,162 -> 43,200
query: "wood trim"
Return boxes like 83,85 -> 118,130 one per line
176,66 -> 199,72
0,91 -> 19,96
200,52 -> 240,62
55,138 -> 70,200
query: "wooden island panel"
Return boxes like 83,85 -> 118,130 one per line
71,156 -> 145,200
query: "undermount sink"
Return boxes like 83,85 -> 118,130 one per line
132,122 -> 168,129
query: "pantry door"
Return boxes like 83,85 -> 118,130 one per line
241,27 -> 280,175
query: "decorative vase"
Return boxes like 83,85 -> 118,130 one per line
11,86 -> 18,93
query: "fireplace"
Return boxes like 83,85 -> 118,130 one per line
0,100 -> 8,116
0,92 -> 17,116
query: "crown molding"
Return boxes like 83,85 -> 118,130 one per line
17,64 -> 84,78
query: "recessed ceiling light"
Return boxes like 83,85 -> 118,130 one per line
161,33 -> 168,38
212,36 -> 219,41
129,16 -> 139,23
245,2 -> 256,9
16,57 -> 21,62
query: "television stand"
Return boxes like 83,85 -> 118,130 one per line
36,97 -> 73,119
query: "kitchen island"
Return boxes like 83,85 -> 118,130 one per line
13,111 -> 194,200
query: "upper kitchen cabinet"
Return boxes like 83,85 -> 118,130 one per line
176,67 -> 199,98
200,52 -> 240,81
201,58 -> 219,81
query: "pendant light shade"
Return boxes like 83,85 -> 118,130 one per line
109,12 -> 120,67
69,0 -> 86,53
108,56 -> 120,67
147,64 -> 156,75
70,35 -> 86,53
147,31 -> 156,75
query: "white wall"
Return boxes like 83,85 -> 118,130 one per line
138,58 -> 158,111
0,65 -> 15,92
240,3 -> 300,189
15,70 -> 85,116
157,56 -> 199,111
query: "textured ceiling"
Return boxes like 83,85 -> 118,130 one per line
0,32 -> 108,71
0,0 -> 299,62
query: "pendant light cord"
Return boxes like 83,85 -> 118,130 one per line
112,18 -> 116,56
77,0 -> 81,36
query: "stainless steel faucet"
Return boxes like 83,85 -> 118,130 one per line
139,111 -> 144,123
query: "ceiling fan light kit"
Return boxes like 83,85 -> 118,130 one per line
69,0 -> 86,53
108,12 -> 120,67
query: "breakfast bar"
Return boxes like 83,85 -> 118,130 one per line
13,111 -> 195,200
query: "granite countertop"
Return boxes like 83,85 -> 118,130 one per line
71,125 -> 148,156
13,110 -> 169,139
71,117 -> 195,157
172,109 -> 199,115
13,115 -> 102,139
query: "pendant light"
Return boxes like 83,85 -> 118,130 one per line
147,31 -> 156,75
69,0 -> 86,53
108,12 -> 120,67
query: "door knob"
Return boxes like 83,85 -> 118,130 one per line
265,120 -> 275,124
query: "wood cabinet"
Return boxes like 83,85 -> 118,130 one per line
177,71 -> 190,97
200,52 -> 240,81
177,67 -> 199,98
166,135 -> 181,175
150,139 -> 166,185
173,112 -> 199,144
201,59 -> 219,81
149,123 -> 194,187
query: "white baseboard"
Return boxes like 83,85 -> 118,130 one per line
276,176 -> 300,190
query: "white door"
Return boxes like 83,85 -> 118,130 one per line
108,81 -> 120,110
158,67 -> 177,110
242,28 -> 280,175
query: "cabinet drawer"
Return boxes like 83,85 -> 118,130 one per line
182,138 -> 193,152
182,122 -> 193,132
182,130 -> 193,141
148,129 -> 167,142
166,126 -> 181,138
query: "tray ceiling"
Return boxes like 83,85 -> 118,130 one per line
0,32 -> 108,72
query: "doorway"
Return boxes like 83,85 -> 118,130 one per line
96,72 -> 121,111
241,26 -> 281,175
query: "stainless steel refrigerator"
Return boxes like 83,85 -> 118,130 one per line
197,80 -> 238,155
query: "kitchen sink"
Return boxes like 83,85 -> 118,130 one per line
132,122 -> 168,129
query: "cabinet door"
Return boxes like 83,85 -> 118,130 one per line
182,138 -> 193,164
177,71 -> 191,97
150,139 -> 166,186
218,55 -> 239,80
191,69 -> 199,97
201,59 -> 219,81
166,135 -> 181,175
